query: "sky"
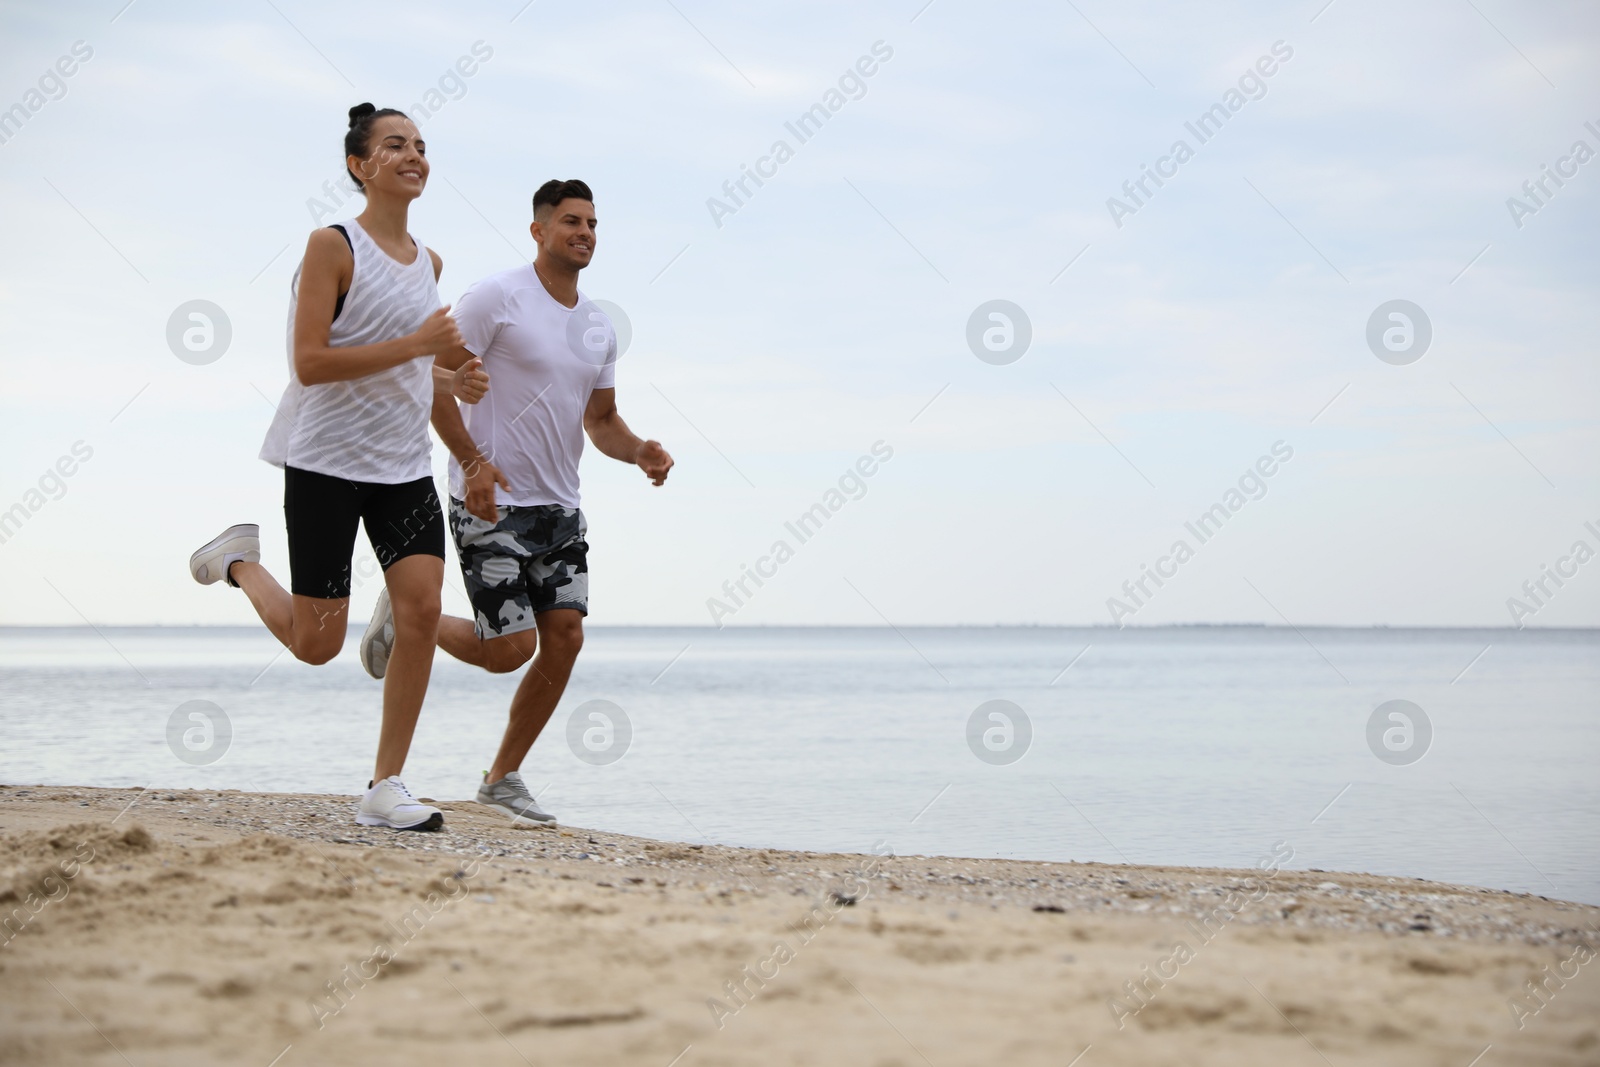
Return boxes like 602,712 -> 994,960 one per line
0,0 -> 1596,628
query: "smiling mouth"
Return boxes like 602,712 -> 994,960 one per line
398,169 -> 423,180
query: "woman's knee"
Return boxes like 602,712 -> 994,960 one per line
386,576 -> 442,632
292,635 -> 343,666
391,590 -> 442,635
383,555 -> 444,632
290,598 -> 348,663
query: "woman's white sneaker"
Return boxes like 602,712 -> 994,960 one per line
189,524 -> 260,587
359,588 -> 395,679
356,776 -> 443,831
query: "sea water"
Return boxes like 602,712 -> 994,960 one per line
2,625 -> 1596,904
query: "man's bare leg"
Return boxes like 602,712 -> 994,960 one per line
438,614 -> 537,673
486,608 -> 584,782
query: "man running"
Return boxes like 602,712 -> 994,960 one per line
361,178 -> 673,826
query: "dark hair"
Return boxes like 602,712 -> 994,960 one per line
533,179 -> 594,218
345,103 -> 409,191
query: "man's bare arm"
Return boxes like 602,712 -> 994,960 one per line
430,349 -> 488,404
583,388 -> 673,485
431,379 -> 508,520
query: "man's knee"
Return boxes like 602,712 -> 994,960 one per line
486,654 -> 526,675
484,633 -> 535,674
541,614 -> 584,659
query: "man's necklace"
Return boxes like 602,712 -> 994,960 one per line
533,262 -> 574,305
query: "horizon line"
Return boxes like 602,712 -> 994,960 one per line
2,622 -> 1596,633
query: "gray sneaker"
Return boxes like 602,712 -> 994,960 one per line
476,771 -> 555,825
359,588 -> 394,680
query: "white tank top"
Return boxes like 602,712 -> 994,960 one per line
259,219 -> 439,484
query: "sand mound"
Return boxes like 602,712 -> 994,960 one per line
1,821 -> 153,905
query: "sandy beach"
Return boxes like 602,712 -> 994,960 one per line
1,785 -> 1596,1066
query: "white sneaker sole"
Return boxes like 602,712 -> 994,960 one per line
355,809 -> 444,831
359,588 -> 394,680
190,524 -> 260,586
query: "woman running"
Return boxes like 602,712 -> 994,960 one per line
188,103 -> 474,830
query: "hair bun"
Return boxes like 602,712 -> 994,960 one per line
348,102 -> 376,128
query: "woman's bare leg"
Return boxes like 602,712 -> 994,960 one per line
230,561 -> 347,665
372,553 -> 443,782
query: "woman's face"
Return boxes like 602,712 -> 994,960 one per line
350,115 -> 428,199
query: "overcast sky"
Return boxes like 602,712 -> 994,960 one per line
1,0 -> 1596,627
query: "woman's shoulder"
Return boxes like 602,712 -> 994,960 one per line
305,225 -> 356,263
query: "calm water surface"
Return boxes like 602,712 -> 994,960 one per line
3,626 -> 1596,904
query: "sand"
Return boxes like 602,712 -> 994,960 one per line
1,785 -> 1596,1066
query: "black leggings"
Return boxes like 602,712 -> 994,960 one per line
284,466 -> 445,599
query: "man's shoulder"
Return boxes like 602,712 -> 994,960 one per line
466,264 -> 536,302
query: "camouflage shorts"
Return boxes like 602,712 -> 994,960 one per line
448,499 -> 588,638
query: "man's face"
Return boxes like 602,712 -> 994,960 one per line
533,198 -> 596,270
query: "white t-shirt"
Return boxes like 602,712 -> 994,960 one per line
448,264 -> 618,509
